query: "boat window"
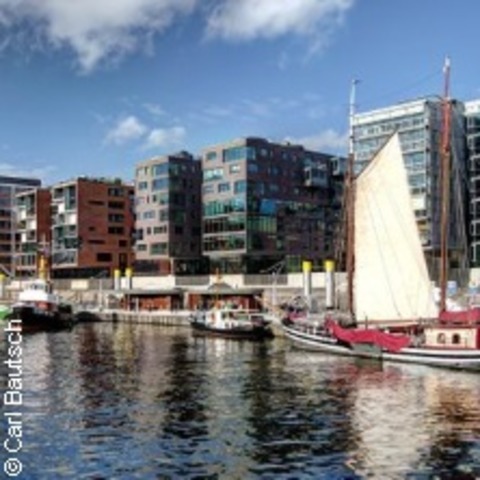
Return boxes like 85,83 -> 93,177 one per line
437,333 -> 446,344
452,333 -> 461,345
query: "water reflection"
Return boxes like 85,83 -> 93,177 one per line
1,323 -> 479,479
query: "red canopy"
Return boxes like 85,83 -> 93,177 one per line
325,319 -> 411,353
439,307 -> 480,324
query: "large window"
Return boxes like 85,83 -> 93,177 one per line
205,151 -> 217,161
234,180 -> 247,194
153,163 -> 169,176
204,197 -> 246,216
218,182 -> 230,193
204,215 -> 246,233
203,234 -> 246,251
152,178 -> 169,191
204,168 -> 224,182
223,146 -> 256,162
150,242 -> 168,255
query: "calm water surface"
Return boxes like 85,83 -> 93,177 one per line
1,322 -> 480,479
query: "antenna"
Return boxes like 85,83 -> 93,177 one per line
439,56 -> 451,312
346,78 -> 359,317
349,79 -> 360,157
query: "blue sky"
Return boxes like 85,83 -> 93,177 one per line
0,0 -> 478,185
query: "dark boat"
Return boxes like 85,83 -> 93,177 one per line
10,278 -> 74,331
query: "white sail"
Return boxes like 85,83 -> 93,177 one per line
354,133 -> 438,324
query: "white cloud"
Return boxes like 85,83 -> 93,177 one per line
105,116 -> 147,145
0,0 -> 356,71
144,126 -> 186,149
0,0 -> 197,72
286,129 -> 347,153
206,0 -> 355,44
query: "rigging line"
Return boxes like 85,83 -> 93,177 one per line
357,68 -> 442,111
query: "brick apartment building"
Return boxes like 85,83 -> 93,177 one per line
15,177 -> 135,279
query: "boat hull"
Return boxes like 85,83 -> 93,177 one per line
282,322 -> 480,371
10,304 -> 74,332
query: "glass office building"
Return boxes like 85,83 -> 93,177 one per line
353,97 -> 468,276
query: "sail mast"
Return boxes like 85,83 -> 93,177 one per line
346,79 -> 358,317
439,57 -> 451,312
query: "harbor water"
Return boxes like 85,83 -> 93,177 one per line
1,321 -> 480,479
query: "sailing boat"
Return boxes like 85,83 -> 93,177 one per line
281,71 -> 480,370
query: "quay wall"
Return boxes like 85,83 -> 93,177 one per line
80,309 -> 192,326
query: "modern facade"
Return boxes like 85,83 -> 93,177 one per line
0,175 -> 41,277
15,188 -> 52,276
50,177 -> 135,278
352,97 -> 469,277
201,137 -> 342,274
134,152 -> 203,275
466,100 -> 480,267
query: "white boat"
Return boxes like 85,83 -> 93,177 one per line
11,278 -> 74,331
282,111 -> 480,370
190,307 -> 274,340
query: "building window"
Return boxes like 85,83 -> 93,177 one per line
108,187 -> 123,197
223,146 -> 256,163
206,151 -> 217,161
218,182 -> 230,193
153,163 -> 169,176
152,178 -> 169,191
150,242 -> 168,255
97,253 -> 112,262
234,180 -> 247,194
229,164 -> 241,174
204,168 -> 224,182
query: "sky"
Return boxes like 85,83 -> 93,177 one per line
0,0 -> 479,185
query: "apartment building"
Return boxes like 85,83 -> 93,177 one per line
201,137 -> 342,274
15,188 -> 51,276
0,175 -> 41,277
50,177 -> 134,278
134,152 -> 202,275
352,97 -> 469,275
466,100 -> 480,266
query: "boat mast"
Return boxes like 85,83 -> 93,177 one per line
346,79 -> 358,317
439,56 -> 452,312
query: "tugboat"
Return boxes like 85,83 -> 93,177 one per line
10,256 -> 74,331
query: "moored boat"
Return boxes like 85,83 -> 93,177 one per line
10,278 -> 74,331
190,307 -> 274,340
282,315 -> 480,371
281,66 -> 480,370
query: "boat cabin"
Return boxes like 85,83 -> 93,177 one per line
425,326 -> 480,349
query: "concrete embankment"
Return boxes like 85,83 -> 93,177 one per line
76,309 -> 192,326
